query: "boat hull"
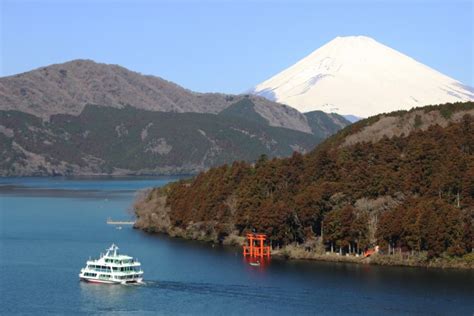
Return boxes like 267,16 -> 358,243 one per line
80,276 -> 143,285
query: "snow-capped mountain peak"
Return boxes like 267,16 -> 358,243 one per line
252,36 -> 473,117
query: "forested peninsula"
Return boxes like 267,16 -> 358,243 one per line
135,102 -> 474,269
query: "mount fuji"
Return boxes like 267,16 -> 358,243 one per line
252,36 -> 473,118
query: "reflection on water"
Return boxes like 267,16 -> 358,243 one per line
243,256 -> 271,271
79,281 -> 146,314
80,281 -> 138,304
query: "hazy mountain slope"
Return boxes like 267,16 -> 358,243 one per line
217,98 -> 351,138
252,36 -> 473,117
0,59 -> 323,134
304,110 -> 350,138
0,59 -> 233,116
324,102 -> 474,148
218,98 -> 269,125
0,104 -> 324,176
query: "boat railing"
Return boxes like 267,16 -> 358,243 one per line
86,268 -> 112,273
116,269 -> 143,274
86,259 -> 140,266
85,267 -> 142,273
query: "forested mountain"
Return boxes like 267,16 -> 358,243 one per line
0,60 -> 350,176
0,103 -> 328,176
135,102 -> 474,265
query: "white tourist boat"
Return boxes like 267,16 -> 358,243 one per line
79,244 -> 144,284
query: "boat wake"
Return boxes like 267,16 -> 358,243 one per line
141,280 -> 321,308
122,281 -> 146,287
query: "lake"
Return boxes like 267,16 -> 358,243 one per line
0,177 -> 473,315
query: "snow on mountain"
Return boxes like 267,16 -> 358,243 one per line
252,36 -> 474,118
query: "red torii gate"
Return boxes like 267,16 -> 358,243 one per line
243,233 -> 271,257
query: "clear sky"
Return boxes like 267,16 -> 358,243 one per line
1,0 -> 473,93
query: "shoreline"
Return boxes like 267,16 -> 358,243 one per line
133,183 -> 474,271
135,227 -> 474,270
271,245 -> 474,270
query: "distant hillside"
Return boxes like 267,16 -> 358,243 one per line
0,59 -> 350,134
0,60 -> 351,176
304,110 -> 349,138
0,104 -> 324,176
135,102 -> 474,267
219,99 -> 350,139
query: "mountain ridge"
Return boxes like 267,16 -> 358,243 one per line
0,59 -> 345,134
0,59 -> 351,176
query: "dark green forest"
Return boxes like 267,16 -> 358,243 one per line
151,102 -> 474,260
0,103 -> 339,175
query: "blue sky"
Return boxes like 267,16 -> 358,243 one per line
1,0 -> 473,93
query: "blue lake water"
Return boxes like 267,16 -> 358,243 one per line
0,177 -> 473,315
